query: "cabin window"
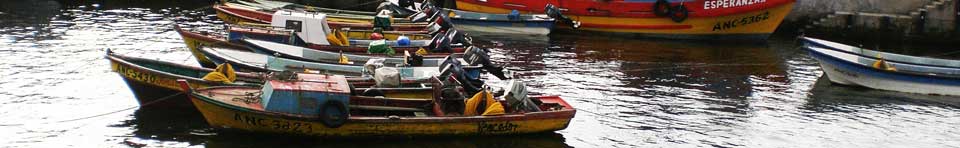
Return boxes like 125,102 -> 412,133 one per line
285,20 -> 303,32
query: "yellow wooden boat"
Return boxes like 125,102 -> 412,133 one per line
177,75 -> 576,137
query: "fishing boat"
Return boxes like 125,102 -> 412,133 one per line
175,74 -> 575,137
229,23 -> 434,41
801,37 -> 960,96
445,8 -> 556,35
174,24 -> 464,69
214,4 -> 434,31
108,50 -> 443,108
173,25 -> 250,68
224,10 -> 469,54
107,49 -> 262,108
196,46 -> 445,78
455,0 -> 796,40
239,38 -> 461,65
225,0 -> 431,24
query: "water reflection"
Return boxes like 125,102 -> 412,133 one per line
2,0 -> 960,147
806,75 -> 960,110
117,108 -> 571,148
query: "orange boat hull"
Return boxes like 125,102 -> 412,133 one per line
457,0 -> 795,40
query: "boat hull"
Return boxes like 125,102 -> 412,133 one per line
214,4 -> 429,31
451,19 -> 554,35
456,0 -> 795,40
110,56 -> 220,108
174,25 -> 250,68
806,43 -> 960,96
190,93 -> 575,136
120,77 -> 193,108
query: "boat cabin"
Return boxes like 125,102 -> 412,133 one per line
259,73 -> 351,115
270,10 -> 333,46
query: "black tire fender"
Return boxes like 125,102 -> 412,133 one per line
670,5 -> 689,23
653,0 -> 671,17
318,100 -> 348,128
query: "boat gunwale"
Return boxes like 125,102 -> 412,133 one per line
189,85 -> 576,123
803,37 -> 960,69
214,4 -> 272,24
107,51 -> 263,86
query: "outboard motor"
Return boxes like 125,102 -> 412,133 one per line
544,4 -> 581,29
376,1 -> 417,18
428,28 -> 472,53
397,0 -> 415,9
438,55 -> 484,95
438,72 -> 466,115
462,46 -> 508,80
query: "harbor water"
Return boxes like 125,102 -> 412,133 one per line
2,0 -> 959,147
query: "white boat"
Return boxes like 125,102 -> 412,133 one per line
802,37 -> 960,96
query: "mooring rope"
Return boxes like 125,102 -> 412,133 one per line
0,92 -> 184,127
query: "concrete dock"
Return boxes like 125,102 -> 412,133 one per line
784,0 -> 959,42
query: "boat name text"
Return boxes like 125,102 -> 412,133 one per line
704,0 -> 767,10
478,121 -> 519,134
113,63 -> 159,85
712,11 -> 769,31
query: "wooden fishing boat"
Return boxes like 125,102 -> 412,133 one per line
445,8 -> 555,35
456,0 -> 796,40
175,24 -> 464,69
240,38 -> 456,65
225,10 -> 469,54
801,37 -> 960,96
108,50 -> 438,108
213,4 -> 433,31
225,0 -> 429,24
229,23 -> 434,41
108,49 -> 262,108
176,75 -> 575,137
236,38 -> 510,81
197,46 -> 444,79
173,25 -> 251,68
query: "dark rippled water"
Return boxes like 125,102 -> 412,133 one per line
3,1 -> 960,147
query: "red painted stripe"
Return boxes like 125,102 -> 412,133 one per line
579,23 -> 692,30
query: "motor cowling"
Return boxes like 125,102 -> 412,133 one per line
438,55 -> 484,95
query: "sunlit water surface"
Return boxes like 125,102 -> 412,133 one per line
2,1 -> 959,147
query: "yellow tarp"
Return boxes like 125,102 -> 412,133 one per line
339,52 -> 350,64
872,55 -> 897,71
202,63 -> 236,84
464,90 -> 505,116
416,47 -> 428,56
326,29 -> 351,46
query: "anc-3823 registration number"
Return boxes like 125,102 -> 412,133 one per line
234,113 -> 314,133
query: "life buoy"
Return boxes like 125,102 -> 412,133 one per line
669,5 -> 688,23
653,0 -> 671,17
318,100 -> 348,128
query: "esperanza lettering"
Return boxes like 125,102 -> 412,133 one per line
712,11 -> 769,31
234,113 -> 313,133
704,0 -> 766,10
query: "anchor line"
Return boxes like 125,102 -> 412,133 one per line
0,92 -> 184,127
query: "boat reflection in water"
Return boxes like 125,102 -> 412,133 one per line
118,107 -> 571,147
806,75 -> 960,109
474,33 -> 796,147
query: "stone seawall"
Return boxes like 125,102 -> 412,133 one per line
783,0 -> 958,41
